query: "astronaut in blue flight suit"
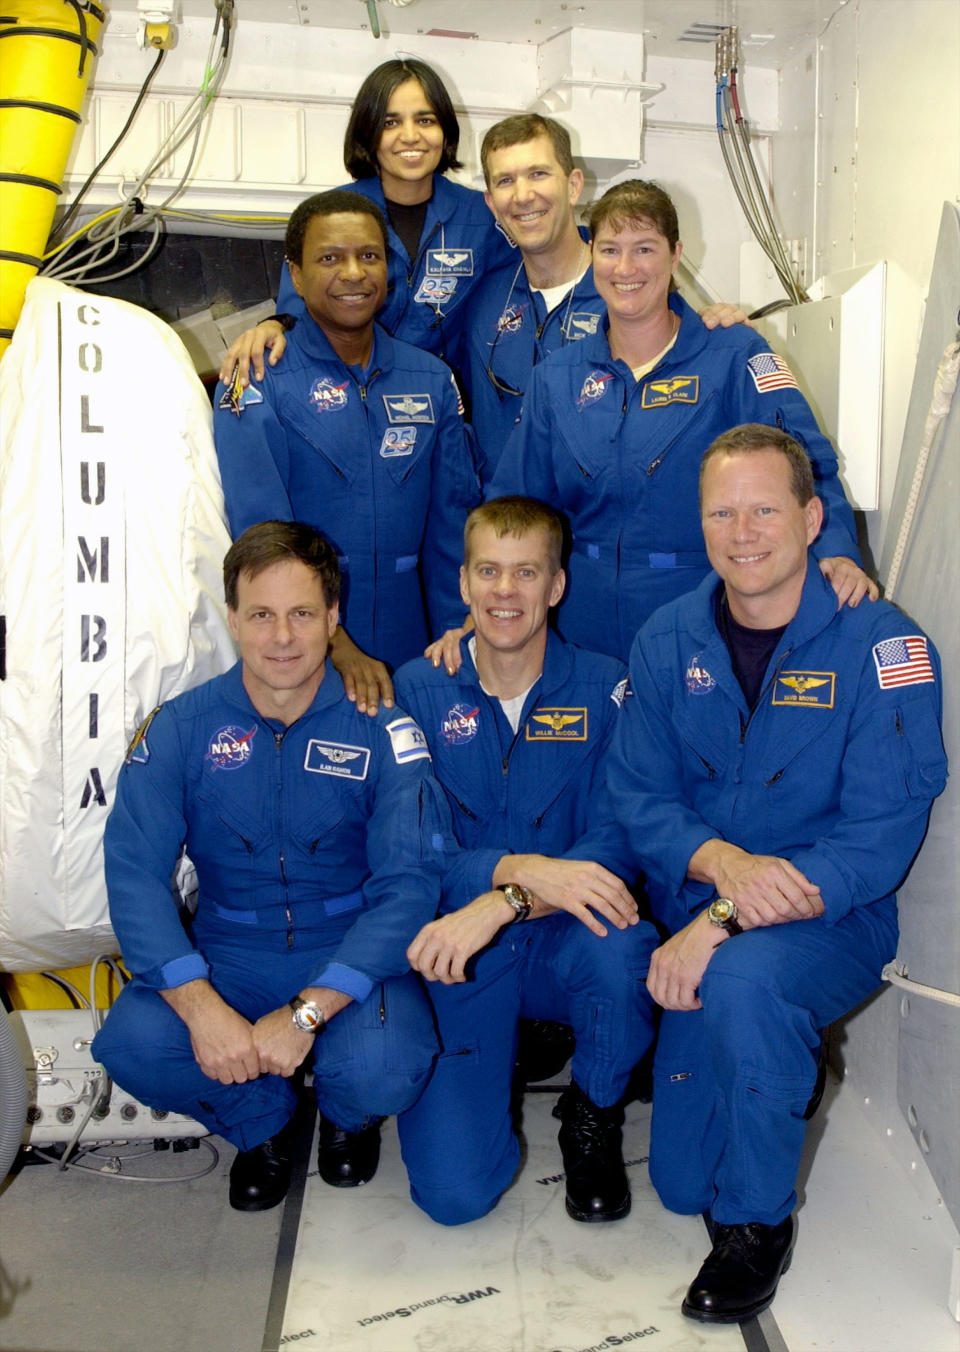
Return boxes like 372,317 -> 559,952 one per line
448,114 -> 604,484
92,522 -> 450,1213
489,179 -> 876,661
220,57 -> 514,388
213,189 -> 479,678
394,497 -> 659,1227
608,426 -> 947,1322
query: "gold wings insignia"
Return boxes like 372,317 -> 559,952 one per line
780,675 -> 829,694
532,712 -> 582,731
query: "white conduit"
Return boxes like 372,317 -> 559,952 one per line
885,337 -> 960,602
882,962 -> 960,1010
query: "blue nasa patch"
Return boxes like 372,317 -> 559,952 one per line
685,655 -> 716,695
382,393 -> 435,424
379,426 -> 417,458
426,247 -> 474,276
495,304 -> 526,335
304,739 -> 370,780
206,724 -> 257,771
309,377 -> 349,413
577,370 -> 615,408
441,702 -> 480,746
564,311 -> 602,340
414,275 -> 458,307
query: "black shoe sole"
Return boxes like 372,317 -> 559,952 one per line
565,1193 -> 632,1223
680,1251 -> 793,1323
228,1187 -> 290,1212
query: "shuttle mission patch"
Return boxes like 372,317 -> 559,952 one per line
772,671 -> 836,708
746,353 -> 800,393
641,375 -> 700,408
386,716 -> 431,764
206,725 -> 257,771
379,427 -> 417,458
610,677 -> 630,707
304,740 -> 370,779
219,371 -> 264,417
525,708 -> 588,741
125,706 -> 162,765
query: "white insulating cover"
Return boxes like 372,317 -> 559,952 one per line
0,277 -> 236,971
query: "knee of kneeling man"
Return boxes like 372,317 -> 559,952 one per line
411,1181 -> 499,1227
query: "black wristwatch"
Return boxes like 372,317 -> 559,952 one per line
707,897 -> 742,937
497,882 -> 534,923
266,312 -> 297,332
289,995 -> 326,1033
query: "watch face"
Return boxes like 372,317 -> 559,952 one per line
712,898 -> 736,922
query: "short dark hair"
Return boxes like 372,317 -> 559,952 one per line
480,114 -> 574,186
463,496 -> 564,574
699,423 -> 816,507
586,179 -> 679,249
344,58 -> 463,180
224,521 -> 341,610
285,189 -> 388,266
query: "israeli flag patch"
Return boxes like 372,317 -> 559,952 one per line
386,716 -> 431,764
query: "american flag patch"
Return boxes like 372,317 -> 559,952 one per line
450,373 -> 465,417
872,635 -> 935,689
747,352 -> 800,393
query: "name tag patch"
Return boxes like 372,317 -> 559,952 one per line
641,375 -> 700,408
383,393 -> 435,424
525,707 -> 588,741
379,426 -> 417,457
772,671 -> 836,708
426,248 -> 474,276
564,311 -> 601,339
386,716 -> 431,764
304,740 -> 370,779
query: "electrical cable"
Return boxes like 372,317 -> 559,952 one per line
38,972 -> 89,1008
882,961 -> 960,1010
49,47 -> 166,246
30,1135 -> 221,1182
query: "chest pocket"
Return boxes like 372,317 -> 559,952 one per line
280,398 -> 357,483
290,776 -> 355,857
193,787 -> 273,858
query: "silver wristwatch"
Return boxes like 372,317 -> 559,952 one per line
289,996 -> 326,1034
497,882 -> 534,923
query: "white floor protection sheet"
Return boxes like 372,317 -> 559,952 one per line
277,1092 -> 747,1352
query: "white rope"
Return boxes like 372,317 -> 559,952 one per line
885,338 -> 960,601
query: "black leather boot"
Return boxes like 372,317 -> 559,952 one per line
555,1081 -> 630,1222
228,1118 -> 297,1212
682,1215 -> 796,1322
316,1114 -> 382,1187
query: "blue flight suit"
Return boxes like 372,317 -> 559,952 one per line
214,317 -> 479,670
488,295 -> 862,660
451,228 -> 604,483
393,632 -> 659,1224
276,176 -> 515,359
608,560 -> 947,1226
92,663 -> 451,1149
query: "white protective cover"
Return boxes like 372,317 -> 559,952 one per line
0,277 -> 236,971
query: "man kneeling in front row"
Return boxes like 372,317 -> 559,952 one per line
609,424 -> 947,1320
395,497 -> 659,1225
93,521 -> 450,1211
